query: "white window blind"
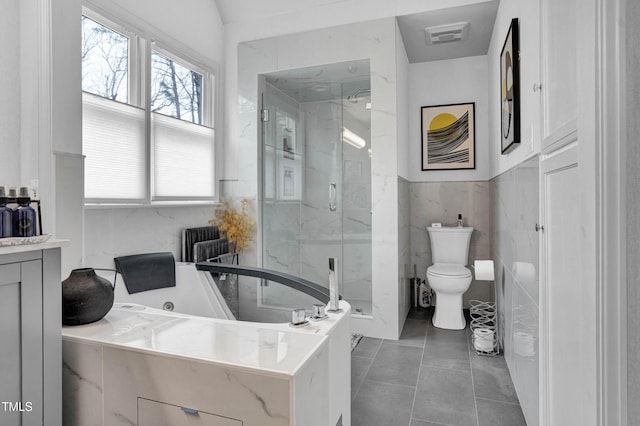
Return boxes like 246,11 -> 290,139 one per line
83,93 -> 146,200
82,10 -> 217,204
152,112 -> 215,198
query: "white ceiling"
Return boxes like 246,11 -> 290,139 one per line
397,1 -> 499,63
214,0 -> 349,24
216,0 -> 499,64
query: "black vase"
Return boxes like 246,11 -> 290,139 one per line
62,268 -> 114,326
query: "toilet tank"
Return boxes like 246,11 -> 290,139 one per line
427,226 -> 473,265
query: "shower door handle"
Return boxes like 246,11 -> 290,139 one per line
329,183 -> 337,211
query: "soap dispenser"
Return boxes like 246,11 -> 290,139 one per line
0,186 -> 12,237
457,213 -> 464,227
13,186 -> 37,237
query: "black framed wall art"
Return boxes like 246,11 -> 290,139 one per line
500,18 -> 520,154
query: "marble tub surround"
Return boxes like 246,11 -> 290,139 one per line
62,302 -> 352,426
490,155 -> 539,426
409,181 -> 491,307
62,305 -> 325,373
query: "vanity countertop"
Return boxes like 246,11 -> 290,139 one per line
62,304 -> 328,378
0,238 -> 69,256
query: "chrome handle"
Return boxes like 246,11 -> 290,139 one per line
329,183 -> 337,211
533,83 -> 542,92
327,257 -> 342,313
535,224 -> 544,232
290,308 -> 308,327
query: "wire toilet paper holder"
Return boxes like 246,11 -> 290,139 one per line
470,260 -> 499,356
469,300 -> 499,356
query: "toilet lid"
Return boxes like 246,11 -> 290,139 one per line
427,264 -> 471,278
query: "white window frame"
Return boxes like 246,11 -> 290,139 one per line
82,5 -> 218,206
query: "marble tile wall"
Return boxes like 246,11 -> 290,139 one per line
262,202 -> 301,276
409,181 -> 492,307
298,100 -> 373,313
299,101 -> 343,242
262,83 -> 302,278
84,206 -> 215,268
490,155 -> 539,426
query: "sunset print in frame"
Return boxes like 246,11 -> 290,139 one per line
421,102 -> 476,171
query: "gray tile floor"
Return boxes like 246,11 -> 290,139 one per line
351,308 -> 526,426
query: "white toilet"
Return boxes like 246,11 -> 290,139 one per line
426,226 -> 473,330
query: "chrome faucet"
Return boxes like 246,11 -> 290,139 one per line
327,257 -> 342,313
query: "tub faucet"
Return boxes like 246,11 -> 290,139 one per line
327,257 -> 342,313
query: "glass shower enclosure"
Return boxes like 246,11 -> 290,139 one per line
260,59 -> 372,316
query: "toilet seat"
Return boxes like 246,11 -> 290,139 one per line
427,264 -> 471,278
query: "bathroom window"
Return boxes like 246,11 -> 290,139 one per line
81,10 -> 216,204
81,15 -> 129,103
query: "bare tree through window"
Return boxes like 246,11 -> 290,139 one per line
81,15 -> 128,103
151,51 -> 203,125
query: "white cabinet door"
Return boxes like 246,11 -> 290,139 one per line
541,0 -> 578,150
0,263 -> 23,426
0,259 -> 44,426
540,143 -> 584,425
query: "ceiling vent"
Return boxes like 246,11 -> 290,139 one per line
424,22 -> 469,45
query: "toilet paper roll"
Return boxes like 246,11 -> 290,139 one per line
514,331 -> 535,357
473,328 -> 495,352
512,262 -> 536,286
474,260 -> 495,281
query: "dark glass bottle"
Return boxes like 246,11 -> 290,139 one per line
0,186 -> 12,238
14,187 -> 37,237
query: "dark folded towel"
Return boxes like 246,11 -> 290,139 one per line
183,226 -> 220,261
114,252 -> 176,294
193,238 -> 229,262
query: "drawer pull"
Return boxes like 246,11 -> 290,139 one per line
180,406 -> 199,415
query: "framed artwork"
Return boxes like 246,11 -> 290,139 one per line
421,102 -> 476,170
500,18 -> 520,154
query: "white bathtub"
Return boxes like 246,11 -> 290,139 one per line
112,262 -> 235,320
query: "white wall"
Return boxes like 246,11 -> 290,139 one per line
0,0 -> 22,188
97,0 -> 224,63
487,0 -> 541,178
408,56 -> 489,182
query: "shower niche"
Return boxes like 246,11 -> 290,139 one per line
259,59 -> 373,316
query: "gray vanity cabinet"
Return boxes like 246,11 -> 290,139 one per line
0,247 -> 62,426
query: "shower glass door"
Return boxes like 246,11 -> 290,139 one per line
260,61 -> 372,316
